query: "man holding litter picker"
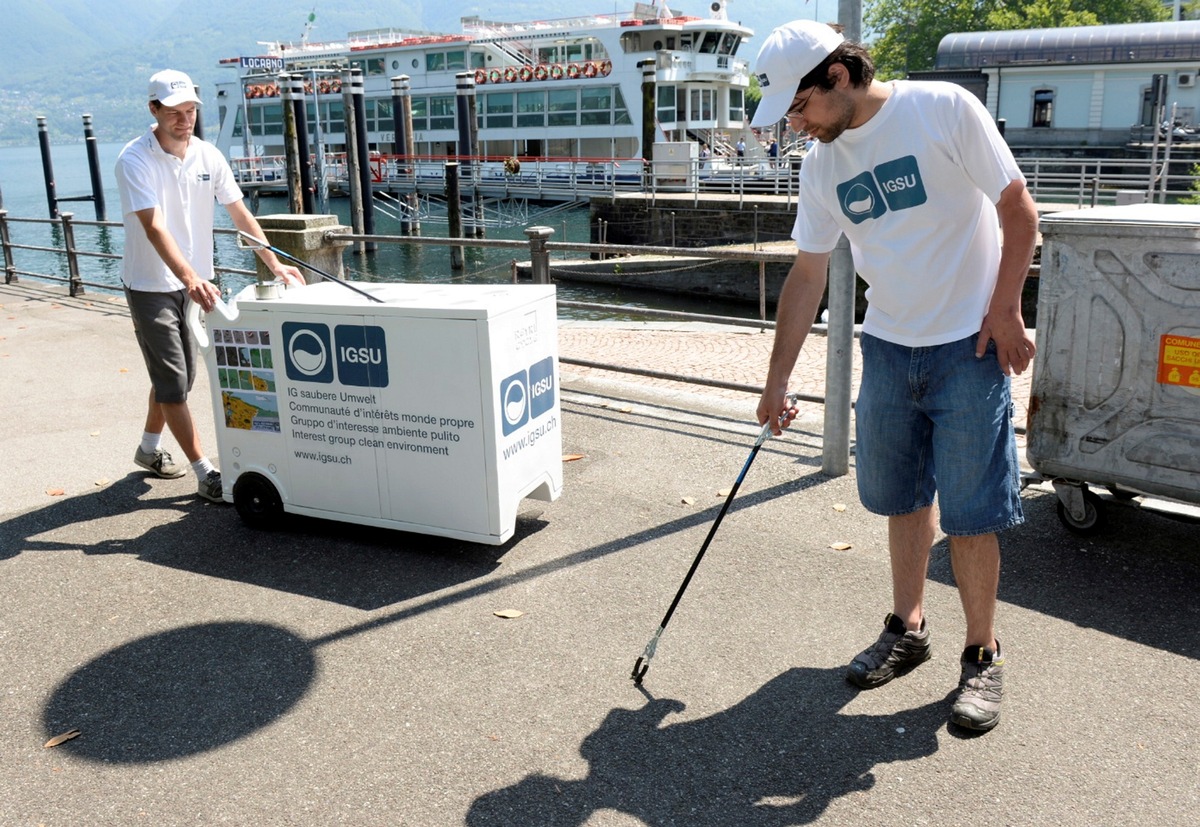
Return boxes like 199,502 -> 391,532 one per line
115,69 -> 303,501
753,22 -> 1038,732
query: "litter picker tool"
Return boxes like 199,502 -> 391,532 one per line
236,230 -> 385,304
631,392 -> 800,685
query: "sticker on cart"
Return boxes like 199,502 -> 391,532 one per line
214,328 -> 281,432
500,356 -> 556,437
1157,333 -> 1200,394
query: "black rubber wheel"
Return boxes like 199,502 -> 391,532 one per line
233,472 -> 284,530
1055,489 -> 1106,536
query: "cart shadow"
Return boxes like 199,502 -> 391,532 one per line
467,667 -> 950,827
0,472 -> 531,611
927,487 -> 1200,660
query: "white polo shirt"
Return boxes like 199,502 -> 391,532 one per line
115,127 -> 243,292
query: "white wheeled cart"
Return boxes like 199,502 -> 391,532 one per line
1026,204 -> 1200,534
193,281 -> 563,545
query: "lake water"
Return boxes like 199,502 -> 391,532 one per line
0,141 -> 752,319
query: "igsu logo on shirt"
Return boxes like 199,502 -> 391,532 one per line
499,356 -> 555,436
837,155 -> 927,225
283,321 -> 389,387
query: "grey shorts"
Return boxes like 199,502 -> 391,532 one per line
125,287 -> 197,404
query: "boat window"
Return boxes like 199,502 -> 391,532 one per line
548,88 -> 578,126
411,97 -> 428,130
657,85 -> 676,125
517,90 -> 546,127
446,50 -> 467,71
471,52 -> 487,70
427,52 -> 446,72
621,33 -> 642,53
700,32 -> 720,54
614,87 -> 632,125
538,47 -> 557,64
566,44 -> 585,62
429,94 -> 455,130
729,88 -> 744,122
720,33 -> 739,55
367,57 -> 386,76
368,99 -> 393,130
486,92 -> 514,128
680,35 -> 693,51
581,88 -> 612,125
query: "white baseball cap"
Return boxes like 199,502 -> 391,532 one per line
750,20 -> 844,127
148,69 -> 202,107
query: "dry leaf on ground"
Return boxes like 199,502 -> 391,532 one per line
44,730 -> 81,748
46,488 -> 65,497
829,542 -> 853,551
493,609 -> 525,619
562,453 -> 586,462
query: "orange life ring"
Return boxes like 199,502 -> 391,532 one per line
330,78 -> 342,93
583,62 -> 598,78
519,66 -> 533,82
550,64 -> 564,80
318,79 -> 331,94
245,85 -> 260,98
503,66 -> 517,83
475,68 -> 487,84
304,81 -> 314,95
567,63 -> 581,79
600,59 -> 612,77
264,83 -> 278,97
534,65 -> 548,81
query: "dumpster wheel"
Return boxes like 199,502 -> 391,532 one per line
1054,487 -> 1106,536
233,472 -> 283,530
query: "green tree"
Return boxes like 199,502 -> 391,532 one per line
865,0 -> 1170,79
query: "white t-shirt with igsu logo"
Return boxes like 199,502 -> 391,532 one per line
793,80 -> 1024,347
115,127 -> 243,292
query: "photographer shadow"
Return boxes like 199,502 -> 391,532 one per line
468,667 -> 949,827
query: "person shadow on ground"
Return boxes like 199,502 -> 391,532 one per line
467,666 -> 950,826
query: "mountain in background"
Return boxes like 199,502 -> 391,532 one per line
0,0 -> 825,147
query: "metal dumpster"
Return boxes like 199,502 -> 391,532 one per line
1026,203 -> 1200,534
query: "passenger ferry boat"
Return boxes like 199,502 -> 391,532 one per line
211,1 -> 758,188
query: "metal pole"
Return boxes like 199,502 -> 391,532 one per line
37,116 -> 58,220
446,161 -> 463,270
822,234 -> 854,476
391,75 -> 414,234
524,226 -> 554,285
310,68 -> 329,214
192,84 -> 204,140
1160,102 -> 1177,204
82,114 -> 106,221
455,73 -> 477,239
60,212 -> 84,297
0,210 -> 17,284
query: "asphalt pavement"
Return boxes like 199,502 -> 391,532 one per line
1,280 -> 1197,826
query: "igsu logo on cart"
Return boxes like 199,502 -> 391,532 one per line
499,356 -> 555,436
283,322 -> 389,387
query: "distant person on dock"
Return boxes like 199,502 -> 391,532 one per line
751,21 -> 1037,733
735,138 -> 746,158
768,137 -> 779,167
115,69 -> 303,502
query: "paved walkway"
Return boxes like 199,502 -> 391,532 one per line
2,280 -> 1195,827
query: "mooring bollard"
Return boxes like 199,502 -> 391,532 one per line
524,226 -> 554,285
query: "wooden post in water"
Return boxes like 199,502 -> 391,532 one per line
37,117 -> 58,220
455,73 -> 478,239
391,75 -> 419,235
349,68 -> 376,251
446,161 -> 463,270
280,74 -> 304,216
341,68 -> 366,256
639,60 -> 656,193
288,76 -> 315,214
82,115 -> 106,221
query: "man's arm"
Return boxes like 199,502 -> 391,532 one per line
224,200 -> 305,287
977,179 -> 1038,376
757,249 -> 831,434
133,206 -> 221,312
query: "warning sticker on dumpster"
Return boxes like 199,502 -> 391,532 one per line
1157,334 -> 1200,390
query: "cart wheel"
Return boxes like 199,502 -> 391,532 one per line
233,473 -> 283,530
1055,489 -> 1106,536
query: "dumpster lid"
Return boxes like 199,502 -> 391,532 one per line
1040,203 -> 1200,229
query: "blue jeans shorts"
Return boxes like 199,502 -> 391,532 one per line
855,332 -> 1024,536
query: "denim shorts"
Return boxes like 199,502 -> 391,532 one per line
854,332 -> 1024,536
125,287 -> 197,404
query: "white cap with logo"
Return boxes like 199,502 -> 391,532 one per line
148,69 -> 202,107
750,20 -> 844,128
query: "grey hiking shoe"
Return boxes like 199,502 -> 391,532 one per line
134,447 -> 186,479
846,613 -> 932,689
197,469 -> 224,502
951,643 -> 1005,732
